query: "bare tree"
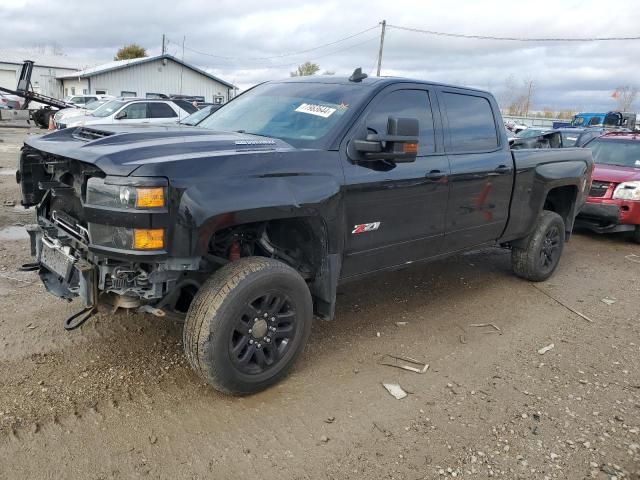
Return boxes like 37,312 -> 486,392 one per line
497,75 -> 535,116
290,62 -> 320,77
612,86 -> 639,111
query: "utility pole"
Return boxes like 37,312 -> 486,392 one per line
161,34 -> 166,55
376,20 -> 386,77
525,80 -> 533,117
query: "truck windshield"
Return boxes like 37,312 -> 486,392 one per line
571,116 -> 586,127
590,139 -> 640,168
198,82 -> 369,147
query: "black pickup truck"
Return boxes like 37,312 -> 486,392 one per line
17,71 -> 593,394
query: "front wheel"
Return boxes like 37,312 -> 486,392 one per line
183,257 -> 313,395
632,226 -> 640,244
511,210 -> 566,282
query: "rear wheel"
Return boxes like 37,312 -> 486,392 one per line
512,210 -> 565,282
183,257 -> 313,395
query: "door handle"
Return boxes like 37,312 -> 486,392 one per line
493,165 -> 511,174
425,170 -> 446,181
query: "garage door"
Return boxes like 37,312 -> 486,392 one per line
0,69 -> 17,90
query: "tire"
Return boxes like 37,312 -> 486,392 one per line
184,257 -> 313,395
511,210 -> 566,282
632,226 -> 640,244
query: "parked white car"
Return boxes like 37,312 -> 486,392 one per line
54,98 -> 113,128
64,99 -> 197,128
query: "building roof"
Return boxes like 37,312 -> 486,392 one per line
57,54 -> 235,89
0,49 -> 87,70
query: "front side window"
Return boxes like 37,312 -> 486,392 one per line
120,102 -> 148,119
443,92 -> 498,152
148,102 -> 177,118
198,82 -> 370,148
365,89 -> 436,154
590,139 -> 640,168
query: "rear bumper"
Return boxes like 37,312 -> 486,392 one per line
576,198 -> 640,233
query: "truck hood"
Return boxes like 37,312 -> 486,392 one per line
24,124 -> 295,176
593,163 -> 640,183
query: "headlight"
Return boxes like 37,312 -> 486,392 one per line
612,181 -> 640,200
89,224 -> 165,250
86,177 -> 167,209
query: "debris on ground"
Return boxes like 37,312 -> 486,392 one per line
625,254 -> 640,264
382,383 -> 408,400
2,200 -> 15,207
379,354 -> 429,374
395,321 -> 408,327
324,417 -> 335,424
530,284 -> 594,323
601,297 -> 617,305
468,323 -> 502,334
537,343 -> 555,355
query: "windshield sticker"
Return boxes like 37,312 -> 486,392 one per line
295,103 -> 337,118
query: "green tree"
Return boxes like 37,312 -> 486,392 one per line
290,62 -> 320,77
114,44 -> 147,61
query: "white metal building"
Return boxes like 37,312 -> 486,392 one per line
0,50 -> 82,98
57,54 -> 235,104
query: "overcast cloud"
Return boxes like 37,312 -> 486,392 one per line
1,0 -> 639,111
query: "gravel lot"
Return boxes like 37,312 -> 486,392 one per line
0,127 -> 638,479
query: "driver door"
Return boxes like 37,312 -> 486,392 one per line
340,86 -> 450,278
113,102 -> 150,125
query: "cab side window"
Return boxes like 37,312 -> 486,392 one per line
121,102 -> 148,119
442,92 -> 498,152
366,90 -> 436,155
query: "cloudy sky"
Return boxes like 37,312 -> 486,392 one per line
2,0 -> 639,111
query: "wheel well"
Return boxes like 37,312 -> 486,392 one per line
543,185 -> 578,232
207,217 -> 328,281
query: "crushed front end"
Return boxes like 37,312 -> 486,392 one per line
18,144 -> 202,316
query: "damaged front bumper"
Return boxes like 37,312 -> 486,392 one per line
26,218 -> 202,312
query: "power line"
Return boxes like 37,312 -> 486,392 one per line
166,25 -> 378,61
181,35 -> 380,71
387,24 -> 640,42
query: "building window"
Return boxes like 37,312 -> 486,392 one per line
95,89 -> 107,95
121,91 -> 137,97
213,96 -> 224,104
64,88 -> 69,96
71,86 -> 76,95
83,89 -> 88,94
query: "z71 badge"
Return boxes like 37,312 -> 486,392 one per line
352,222 -> 381,234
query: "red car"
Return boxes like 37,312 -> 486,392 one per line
576,132 -> 640,243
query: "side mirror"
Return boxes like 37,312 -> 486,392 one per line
353,117 -> 419,162
114,110 -> 127,120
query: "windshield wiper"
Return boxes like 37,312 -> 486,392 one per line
234,130 -> 271,138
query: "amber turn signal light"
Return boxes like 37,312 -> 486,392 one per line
133,228 -> 165,250
403,142 -> 418,154
135,187 -> 165,208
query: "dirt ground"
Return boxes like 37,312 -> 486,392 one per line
0,127 -> 638,479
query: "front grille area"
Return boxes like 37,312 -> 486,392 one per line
589,180 -> 612,198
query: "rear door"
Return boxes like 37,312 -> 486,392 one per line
148,102 -> 180,124
438,89 -> 514,251
341,85 -> 450,277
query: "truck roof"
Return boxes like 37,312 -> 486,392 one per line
275,75 -> 492,96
